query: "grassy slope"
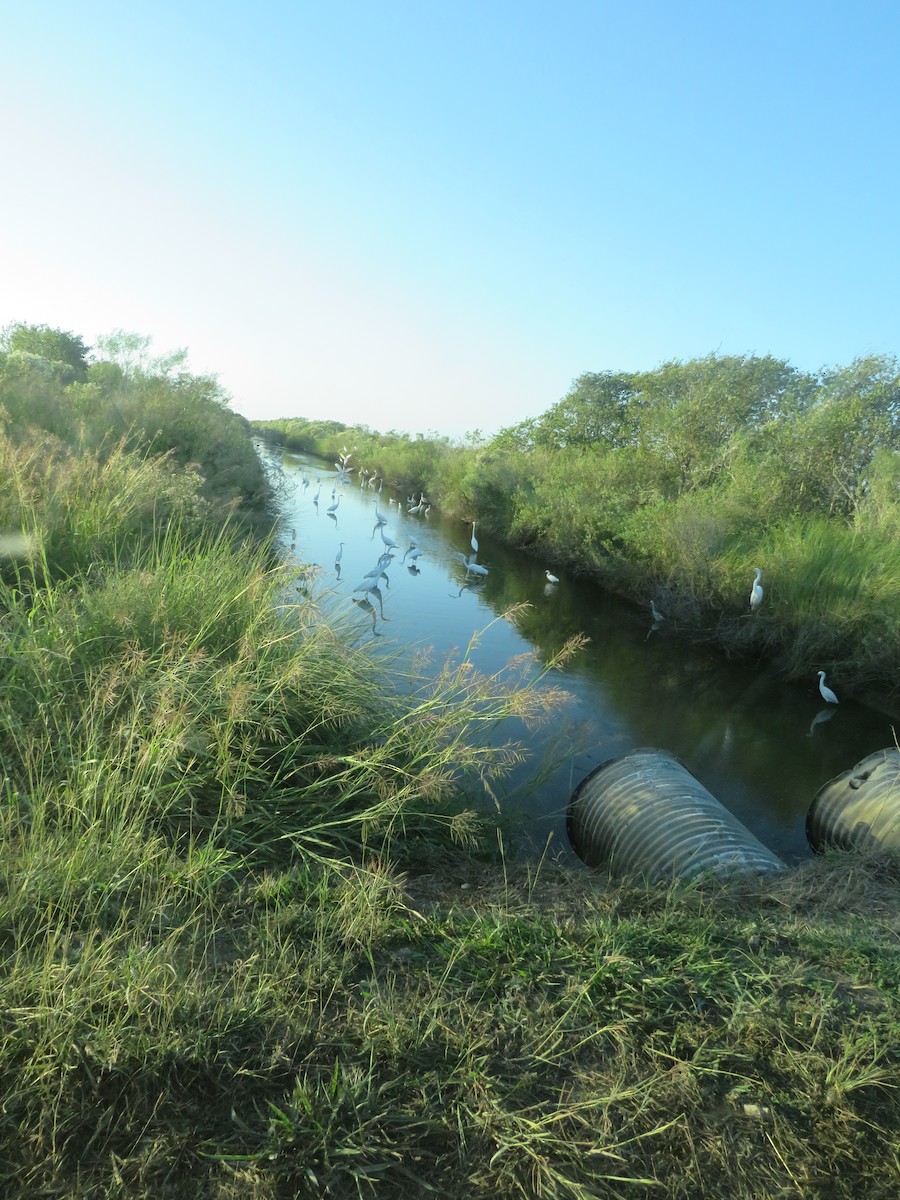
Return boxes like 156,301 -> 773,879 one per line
2,845 -> 897,1198
1,393 -> 897,1197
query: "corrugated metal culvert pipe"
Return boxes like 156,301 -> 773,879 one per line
567,747 -> 784,882
807,747 -> 900,853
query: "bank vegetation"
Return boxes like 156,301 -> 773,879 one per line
254,353 -> 900,702
2,325 -> 898,1198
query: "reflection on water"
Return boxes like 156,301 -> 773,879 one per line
266,445 -> 899,865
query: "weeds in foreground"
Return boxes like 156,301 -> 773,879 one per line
4,842 -> 896,1198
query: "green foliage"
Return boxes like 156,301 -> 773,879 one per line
2,324 -> 899,1197
0,320 -> 90,380
255,352 -> 900,693
0,325 -> 272,536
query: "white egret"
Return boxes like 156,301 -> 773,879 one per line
817,671 -> 839,705
380,527 -> 398,550
466,559 -> 489,579
326,495 -> 342,515
470,522 -> 478,554
749,568 -> 763,613
545,570 -> 559,585
334,542 -> 344,566
650,599 -> 665,623
374,503 -> 388,525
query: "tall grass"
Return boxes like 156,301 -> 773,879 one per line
3,374 -> 898,1195
713,518 -> 900,683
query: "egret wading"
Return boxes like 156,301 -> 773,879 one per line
817,671 -> 839,705
545,570 -> 559,585
650,599 -> 665,623
749,568 -> 763,613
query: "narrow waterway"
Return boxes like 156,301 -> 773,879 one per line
265,445 -> 898,866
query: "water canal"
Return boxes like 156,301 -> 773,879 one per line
264,444 -> 899,867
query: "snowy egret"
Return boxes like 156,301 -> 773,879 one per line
749,568 -> 763,613
545,570 -> 559,585
817,671 -> 839,704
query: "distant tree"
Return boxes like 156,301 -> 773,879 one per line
94,329 -> 189,379
634,354 -> 813,492
535,371 -> 639,449
0,321 -> 89,379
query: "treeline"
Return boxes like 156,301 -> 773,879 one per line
1,321 -> 272,582
254,352 -> 900,697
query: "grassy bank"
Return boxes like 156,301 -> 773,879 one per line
2,833 -> 898,1197
253,352 -> 900,701
2,327 -> 898,1196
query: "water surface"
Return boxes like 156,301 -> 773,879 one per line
266,445 -> 898,866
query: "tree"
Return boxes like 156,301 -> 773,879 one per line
0,321 -> 89,379
94,329 -> 189,380
634,354 -> 813,493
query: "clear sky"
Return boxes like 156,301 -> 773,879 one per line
2,1 -> 898,438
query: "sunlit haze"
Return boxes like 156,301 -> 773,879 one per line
2,1 -> 898,437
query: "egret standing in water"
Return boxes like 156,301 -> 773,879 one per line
334,542 -> 344,568
545,570 -> 559,585
650,599 -> 665,623
470,522 -> 478,555
817,671 -> 839,704
749,568 -> 764,613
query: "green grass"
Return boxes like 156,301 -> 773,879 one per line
712,519 -> 900,687
2,841 -> 897,1198
2,407 -> 898,1198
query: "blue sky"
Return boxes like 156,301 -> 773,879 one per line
2,1 -> 898,437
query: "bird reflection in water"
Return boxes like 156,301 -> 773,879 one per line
807,707 -> 836,737
353,596 -> 382,636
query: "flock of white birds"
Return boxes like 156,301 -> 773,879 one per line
288,447 -> 504,637
287,448 -> 841,703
